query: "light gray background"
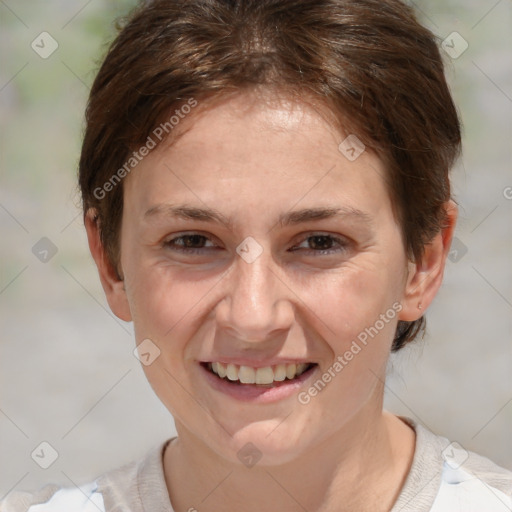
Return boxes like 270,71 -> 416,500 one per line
1,0 -> 511,498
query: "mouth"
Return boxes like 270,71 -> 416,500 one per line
198,360 -> 318,403
200,361 -> 316,387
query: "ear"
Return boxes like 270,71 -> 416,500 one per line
399,200 -> 458,321
84,208 -> 132,322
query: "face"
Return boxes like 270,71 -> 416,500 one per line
116,90 -> 412,465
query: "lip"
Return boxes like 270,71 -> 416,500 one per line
198,361 -> 318,403
199,358 -> 314,369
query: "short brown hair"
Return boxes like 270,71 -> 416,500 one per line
79,0 -> 461,351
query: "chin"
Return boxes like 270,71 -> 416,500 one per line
217,423 -> 311,467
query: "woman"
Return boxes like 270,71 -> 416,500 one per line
3,0 -> 511,510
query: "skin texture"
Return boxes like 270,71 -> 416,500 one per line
85,89 -> 457,511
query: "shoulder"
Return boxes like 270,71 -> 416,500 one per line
432,445 -> 512,512
0,458 -> 140,512
396,417 -> 512,512
0,481 -> 104,512
0,439 -> 173,512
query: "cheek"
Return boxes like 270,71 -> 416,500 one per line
124,266 -> 214,417
312,260 -> 401,339
296,267 -> 401,417
127,264 -> 206,344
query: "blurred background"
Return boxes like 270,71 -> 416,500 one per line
1,0 -> 511,498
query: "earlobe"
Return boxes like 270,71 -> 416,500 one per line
84,209 -> 132,322
399,200 -> 458,322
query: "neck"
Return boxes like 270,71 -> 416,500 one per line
163,409 -> 415,512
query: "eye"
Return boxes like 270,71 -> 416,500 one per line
163,232 -> 349,256
290,233 -> 349,255
163,233 -> 218,254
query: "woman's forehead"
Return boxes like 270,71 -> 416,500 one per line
122,95 -> 392,229
133,91 -> 372,177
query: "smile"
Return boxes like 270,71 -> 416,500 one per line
204,361 -> 314,385
198,360 -> 318,403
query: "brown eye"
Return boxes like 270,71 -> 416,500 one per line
164,233 -> 217,254
291,234 -> 348,255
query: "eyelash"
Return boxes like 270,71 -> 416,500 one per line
163,232 -> 349,256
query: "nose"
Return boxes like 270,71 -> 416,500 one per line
215,247 -> 295,343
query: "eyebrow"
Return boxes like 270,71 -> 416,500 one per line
143,203 -> 373,229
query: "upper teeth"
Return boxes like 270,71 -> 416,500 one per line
209,362 -> 310,384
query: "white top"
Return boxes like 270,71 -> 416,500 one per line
2,418 -> 511,511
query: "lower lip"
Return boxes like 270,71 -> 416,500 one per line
198,363 -> 318,404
